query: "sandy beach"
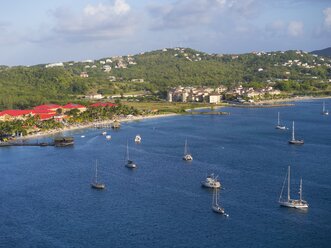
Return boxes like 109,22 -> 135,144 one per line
15,113 -> 178,141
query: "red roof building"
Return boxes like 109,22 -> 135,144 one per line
34,104 -> 62,111
0,110 -> 34,121
63,103 -> 87,112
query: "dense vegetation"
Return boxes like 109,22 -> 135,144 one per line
0,104 -> 139,138
1,48 -> 330,110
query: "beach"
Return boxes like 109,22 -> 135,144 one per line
16,113 -> 178,141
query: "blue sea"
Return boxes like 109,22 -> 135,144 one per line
1,100 -> 331,248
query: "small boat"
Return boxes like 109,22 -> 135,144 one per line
279,166 -> 308,209
54,137 -> 74,147
288,121 -> 304,145
183,139 -> 193,161
275,112 -> 286,130
111,120 -> 121,129
91,160 -> 105,190
322,101 -> 329,115
135,134 -> 141,144
125,141 -> 136,168
106,135 -> 111,140
212,188 -> 229,217
201,173 -> 221,188
102,131 -> 107,136
81,135 -> 85,138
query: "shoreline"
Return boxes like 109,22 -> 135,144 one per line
256,95 -> 331,104
16,113 -> 178,141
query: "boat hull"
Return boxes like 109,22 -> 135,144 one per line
91,183 -> 105,190
289,140 -> 304,145
183,154 -> 193,161
276,125 -> 286,130
201,181 -> 221,188
279,200 -> 308,209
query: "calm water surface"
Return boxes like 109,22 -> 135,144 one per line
1,100 -> 331,247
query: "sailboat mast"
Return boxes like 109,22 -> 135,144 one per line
287,166 -> 291,201
292,121 -> 295,141
323,102 -> 325,112
95,160 -> 98,183
184,139 -> 187,155
299,178 -> 303,202
126,140 -> 129,160
278,112 -> 280,125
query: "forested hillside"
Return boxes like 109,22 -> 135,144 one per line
0,47 -> 330,110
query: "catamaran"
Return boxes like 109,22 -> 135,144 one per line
288,121 -> 304,145
183,139 -> 193,161
212,187 -> 229,216
275,112 -> 286,130
91,160 -> 105,190
279,166 -> 308,209
125,141 -> 137,168
201,173 -> 221,188
322,101 -> 329,115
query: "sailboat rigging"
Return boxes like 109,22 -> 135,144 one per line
91,160 -> 105,190
125,140 -> 137,168
279,166 -> 308,209
288,121 -> 304,145
212,187 -> 229,216
275,112 -> 286,130
183,139 -> 193,161
322,101 -> 329,115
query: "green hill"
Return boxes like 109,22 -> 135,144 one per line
311,47 -> 331,57
0,48 -> 330,110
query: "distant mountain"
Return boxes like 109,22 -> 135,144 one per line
311,47 -> 331,57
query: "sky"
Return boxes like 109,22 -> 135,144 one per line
1,0 -> 331,66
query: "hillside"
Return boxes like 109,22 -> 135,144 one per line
311,47 -> 331,57
0,48 -> 331,110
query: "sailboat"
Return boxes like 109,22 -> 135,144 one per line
279,166 -> 308,209
183,139 -> 193,161
135,134 -> 141,144
125,141 -> 137,168
288,121 -> 304,145
322,101 -> 329,115
212,188 -> 229,216
91,160 -> 105,190
275,112 -> 286,130
201,173 -> 221,188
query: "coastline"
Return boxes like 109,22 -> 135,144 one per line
16,113 -> 178,141
256,95 -> 331,104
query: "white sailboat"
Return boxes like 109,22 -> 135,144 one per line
275,112 -> 286,130
91,160 -> 105,189
288,121 -> 304,145
183,139 -> 193,161
322,101 -> 329,115
279,166 -> 308,209
212,188 -> 229,216
125,141 -> 137,168
135,134 -> 141,144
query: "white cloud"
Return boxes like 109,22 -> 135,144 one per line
49,0 -> 136,42
147,0 -> 259,30
287,21 -> 303,37
323,7 -> 331,29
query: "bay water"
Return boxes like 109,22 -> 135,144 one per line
1,100 -> 330,247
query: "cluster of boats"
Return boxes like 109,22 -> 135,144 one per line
90,102 -> 326,213
276,101 -> 329,145
91,134 -> 142,189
